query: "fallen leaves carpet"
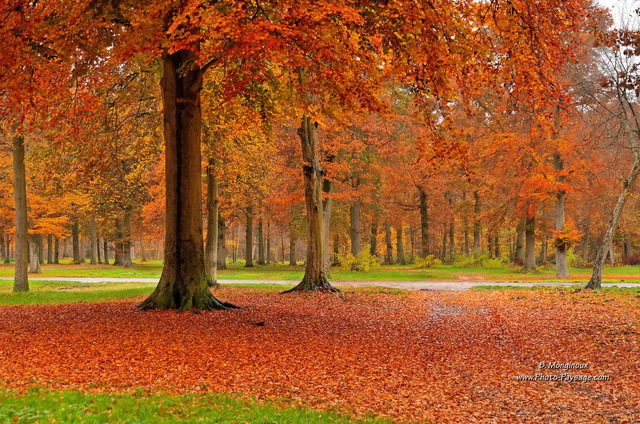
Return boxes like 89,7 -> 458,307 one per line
0,287 -> 638,423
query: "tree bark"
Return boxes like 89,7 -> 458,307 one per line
245,206 -> 254,267
89,218 -> 98,265
350,199 -> 362,256
553,152 -> 569,278
12,131 -> 28,291
370,218 -> 378,257
284,115 -> 337,292
515,223 -> 525,265
103,239 -> 109,265
322,178 -> 333,279
205,158 -> 219,287
473,191 -> 481,257
54,236 -> 60,264
524,216 -> 536,270
586,157 -> 640,288
47,234 -> 53,264
29,237 -> 41,274
72,221 -> 81,264
138,50 -> 235,311
419,187 -> 429,257
113,218 -> 123,266
217,212 -> 227,270
396,224 -> 405,265
385,222 -> 393,264
257,218 -> 265,265
36,234 -> 44,265
289,232 -> 297,266
122,207 -> 133,268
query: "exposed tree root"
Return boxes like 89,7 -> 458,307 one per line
584,279 -> 601,290
137,285 -> 239,312
281,278 -> 341,294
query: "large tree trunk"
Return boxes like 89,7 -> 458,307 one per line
284,115 -> 337,292
138,50 -> 235,311
205,158 -> 219,287
350,199 -> 361,256
89,218 -> 98,265
12,131 -> 28,292
418,187 -> 429,257
473,191 -> 481,257
524,216 -> 536,270
586,157 -> 640,289
217,212 -> 227,270
245,206 -> 254,267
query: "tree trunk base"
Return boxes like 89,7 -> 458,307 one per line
281,276 -> 341,294
584,278 -> 601,290
138,276 -> 238,312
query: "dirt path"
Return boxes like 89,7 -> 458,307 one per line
1,277 -> 638,291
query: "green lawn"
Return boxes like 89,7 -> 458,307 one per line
0,389 -> 398,424
1,259 -> 640,283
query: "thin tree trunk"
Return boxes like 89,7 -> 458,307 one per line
350,199 -> 361,256
245,206 -> 254,267
586,157 -> 640,288
36,234 -> 44,265
217,212 -> 227,270
284,115 -> 336,292
29,237 -> 41,274
89,218 -> 98,265
396,224 -> 405,265
441,223 -> 448,261
140,241 -> 147,262
72,221 -> 81,264
553,152 -> 569,278
138,49 -> 235,311
103,239 -> 109,265
122,207 -> 133,268
54,236 -> 60,264
97,237 -> 102,264
515,222 -> 525,265
524,216 -> 536,270
370,217 -> 378,257
257,218 -> 265,265
322,178 -> 332,279
113,218 -> 123,266
385,222 -> 393,264
205,158 -> 219,287
473,191 -> 481,257
419,187 -> 429,257
289,228 -> 297,266
47,234 -> 53,264
12,131 -> 28,291
448,217 -> 455,263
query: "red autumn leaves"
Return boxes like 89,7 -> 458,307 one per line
0,288 -> 637,423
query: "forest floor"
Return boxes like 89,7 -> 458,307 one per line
0,286 -> 638,423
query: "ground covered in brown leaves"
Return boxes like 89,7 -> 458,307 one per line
0,287 -> 638,423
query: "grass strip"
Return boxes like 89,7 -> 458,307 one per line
0,389 -> 398,424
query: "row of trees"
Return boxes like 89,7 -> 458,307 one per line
1,0 -> 638,310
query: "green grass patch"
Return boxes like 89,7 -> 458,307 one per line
471,285 -> 640,294
0,280 -> 154,306
0,389 -> 399,424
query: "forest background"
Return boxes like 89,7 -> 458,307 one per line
1,0 -> 640,305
